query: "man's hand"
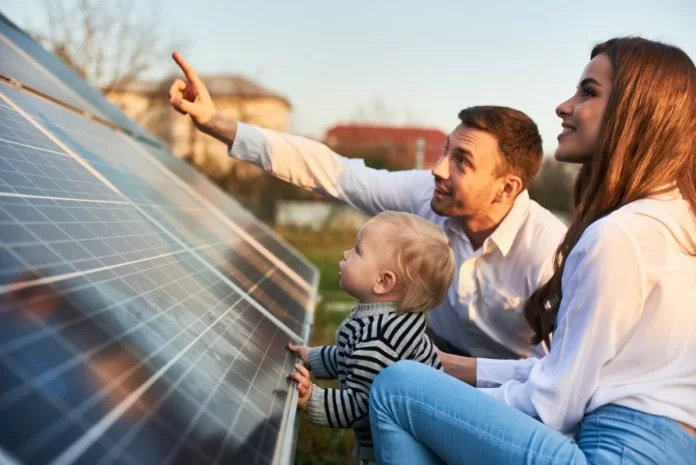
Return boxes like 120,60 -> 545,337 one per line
288,363 -> 313,411
287,343 -> 311,366
168,52 -> 217,128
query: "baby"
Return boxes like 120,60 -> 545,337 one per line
288,211 -> 456,464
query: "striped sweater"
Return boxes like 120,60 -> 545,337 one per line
307,301 -> 442,462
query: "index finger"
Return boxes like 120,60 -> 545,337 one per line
172,52 -> 202,84
294,363 -> 310,378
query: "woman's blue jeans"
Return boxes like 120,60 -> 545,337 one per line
369,361 -> 696,464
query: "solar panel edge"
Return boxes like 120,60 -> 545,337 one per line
0,69 -> 165,156
241,217 -> 320,278
272,387 -> 301,465
0,33 -> 107,120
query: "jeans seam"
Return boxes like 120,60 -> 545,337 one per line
618,443 -> 627,465
388,394 -> 574,462
595,413 -> 604,465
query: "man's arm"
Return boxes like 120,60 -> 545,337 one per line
196,113 -> 238,146
232,123 -> 432,215
168,53 -> 434,216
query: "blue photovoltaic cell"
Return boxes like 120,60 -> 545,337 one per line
0,102 -> 122,202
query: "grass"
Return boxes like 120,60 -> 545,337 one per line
275,227 -> 360,464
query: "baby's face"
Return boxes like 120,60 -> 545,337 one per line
338,221 -> 395,301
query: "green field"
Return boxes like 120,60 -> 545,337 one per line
276,227 -> 360,464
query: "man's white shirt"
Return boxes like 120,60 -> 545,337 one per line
230,122 -> 567,359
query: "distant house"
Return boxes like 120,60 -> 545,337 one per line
106,75 -> 291,179
325,124 -> 447,170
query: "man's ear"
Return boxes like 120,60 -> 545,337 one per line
373,270 -> 397,295
494,175 -> 523,203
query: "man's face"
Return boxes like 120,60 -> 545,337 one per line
430,125 -> 506,218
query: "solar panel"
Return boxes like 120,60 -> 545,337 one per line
137,143 -> 317,286
0,34 -> 103,119
0,13 -> 317,465
0,14 -> 159,145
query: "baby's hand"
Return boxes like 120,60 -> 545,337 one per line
287,343 -> 311,366
288,363 -> 313,411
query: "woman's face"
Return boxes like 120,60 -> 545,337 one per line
554,53 -> 614,163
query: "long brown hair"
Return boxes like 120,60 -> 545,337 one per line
525,37 -> 696,346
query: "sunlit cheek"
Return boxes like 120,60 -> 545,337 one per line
451,185 -> 465,204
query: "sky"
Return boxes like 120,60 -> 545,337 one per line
3,0 -> 695,155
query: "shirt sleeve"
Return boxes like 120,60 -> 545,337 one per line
307,339 -> 403,428
229,122 -> 434,216
476,357 -> 540,388
308,346 -> 339,379
480,219 -> 646,434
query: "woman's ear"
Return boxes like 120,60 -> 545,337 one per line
373,270 -> 397,295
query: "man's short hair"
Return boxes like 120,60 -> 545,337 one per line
370,211 -> 455,312
458,106 -> 543,189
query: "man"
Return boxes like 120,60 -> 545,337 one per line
168,52 -> 567,360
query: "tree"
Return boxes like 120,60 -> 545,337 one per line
29,0 -> 185,93
528,157 -> 579,216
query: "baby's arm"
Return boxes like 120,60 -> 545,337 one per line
287,343 -> 310,365
288,343 -> 339,379
408,333 -> 443,371
305,340 -> 401,428
307,345 -> 340,379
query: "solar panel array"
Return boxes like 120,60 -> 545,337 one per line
0,13 -> 317,465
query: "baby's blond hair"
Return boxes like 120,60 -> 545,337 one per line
367,211 -> 455,312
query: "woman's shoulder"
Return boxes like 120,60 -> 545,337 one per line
579,192 -> 693,255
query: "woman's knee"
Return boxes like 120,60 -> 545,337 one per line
370,361 -> 415,421
371,360 -> 430,406
374,360 -> 425,388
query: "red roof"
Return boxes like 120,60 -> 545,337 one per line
325,124 -> 447,168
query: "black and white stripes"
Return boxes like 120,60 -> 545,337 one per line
306,301 -> 441,462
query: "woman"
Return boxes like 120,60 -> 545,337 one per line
369,37 -> 696,464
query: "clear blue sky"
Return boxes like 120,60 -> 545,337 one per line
4,0 -> 695,154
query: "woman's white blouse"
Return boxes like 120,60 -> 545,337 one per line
477,191 -> 696,435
